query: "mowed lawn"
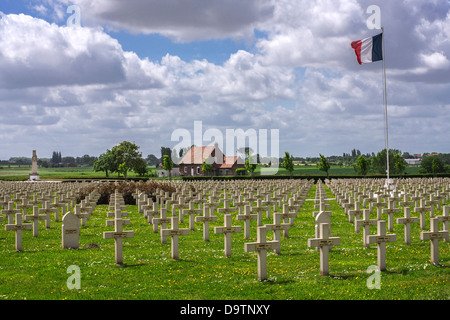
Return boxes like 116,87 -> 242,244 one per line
0,183 -> 448,300
0,166 -> 158,180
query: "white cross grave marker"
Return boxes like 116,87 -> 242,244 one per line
5,213 -> 32,251
307,223 -> 341,276
367,220 -> 396,271
396,207 -> 419,245
195,204 -> 217,241
161,216 -> 189,260
355,209 -> 377,248
244,226 -> 280,281
214,214 -> 242,257
236,205 -> 257,239
420,217 -> 449,265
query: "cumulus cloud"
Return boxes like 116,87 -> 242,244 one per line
48,0 -> 275,42
1,0 -> 449,158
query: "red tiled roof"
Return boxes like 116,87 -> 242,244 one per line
218,156 -> 240,168
179,146 -> 215,164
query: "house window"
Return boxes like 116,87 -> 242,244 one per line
184,166 -> 187,173
197,166 -> 200,174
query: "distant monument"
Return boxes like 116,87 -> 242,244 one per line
29,150 -> 40,181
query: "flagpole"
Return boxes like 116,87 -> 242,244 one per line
381,26 -> 390,187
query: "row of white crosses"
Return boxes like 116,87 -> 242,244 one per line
132,180 -> 313,279
1,182 -> 101,252
325,178 -> 449,270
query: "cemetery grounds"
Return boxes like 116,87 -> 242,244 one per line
0,180 -> 448,300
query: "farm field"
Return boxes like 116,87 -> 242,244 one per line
0,182 -> 448,301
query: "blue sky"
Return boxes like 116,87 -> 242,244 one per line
0,0 -> 449,160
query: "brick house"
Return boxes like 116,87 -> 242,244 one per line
178,144 -> 245,176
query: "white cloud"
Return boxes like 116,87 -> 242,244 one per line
1,0 -> 450,159
50,0 -> 275,42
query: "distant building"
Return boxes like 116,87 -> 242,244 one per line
405,159 -> 421,166
178,144 -> 245,176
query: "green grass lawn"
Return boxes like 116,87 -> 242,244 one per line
0,183 -> 448,300
0,165 -> 423,181
256,164 -> 422,176
0,166 -> 159,181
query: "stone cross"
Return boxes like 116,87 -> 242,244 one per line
348,201 -> 363,224
106,202 -> 130,228
367,220 -> 397,271
103,213 -> 134,265
161,216 -> 189,260
265,212 -> 290,254
2,201 -> 20,224
396,207 -> 419,245
195,204 -> 218,241
314,210 -> 332,251
214,214 -> 242,257
355,209 -> 377,248
153,207 -> 171,243
278,204 -> 297,238
236,205 -> 257,239
436,205 -> 450,242
217,199 -> 235,216
420,217 -> 449,265
307,223 -> 341,276
39,201 -> 57,228
17,198 -> 33,216
425,194 -> 440,218
414,198 -> 431,230
251,198 -> 268,226
398,192 -> 413,208
381,200 -> 399,232
5,213 -> 32,251
244,226 -> 280,281
171,196 -> 186,222
145,202 -> 160,225
371,195 -> 384,220
73,205 -> 90,227
24,206 -> 49,237
182,201 -> 201,231
312,200 -> 332,219
262,193 -> 276,219
62,211 -> 80,249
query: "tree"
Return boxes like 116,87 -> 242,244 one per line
111,141 -> 146,179
420,156 -> 445,175
353,155 -> 370,176
317,153 -> 330,178
281,151 -> 294,178
371,149 -> 402,175
146,154 -> 160,166
393,152 -> 406,175
134,157 -> 149,177
162,154 -> 174,180
201,161 -> 213,178
160,147 -> 171,163
244,151 -> 257,178
93,149 -> 116,177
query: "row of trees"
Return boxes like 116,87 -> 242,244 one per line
279,149 -> 449,177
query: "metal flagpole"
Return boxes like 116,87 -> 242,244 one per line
381,26 -> 390,188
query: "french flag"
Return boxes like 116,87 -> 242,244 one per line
351,33 -> 383,65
